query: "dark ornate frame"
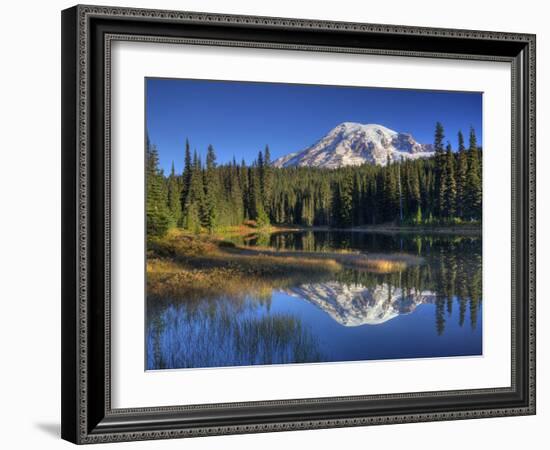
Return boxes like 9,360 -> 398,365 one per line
61,4 -> 536,444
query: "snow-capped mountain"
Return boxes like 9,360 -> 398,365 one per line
273,122 -> 434,169
283,282 -> 435,327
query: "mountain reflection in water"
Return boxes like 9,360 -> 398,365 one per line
284,282 -> 435,326
147,231 -> 482,370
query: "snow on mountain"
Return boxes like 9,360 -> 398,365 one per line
273,122 -> 434,169
283,282 -> 435,327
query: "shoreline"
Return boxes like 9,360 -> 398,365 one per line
264,224 -> 482,236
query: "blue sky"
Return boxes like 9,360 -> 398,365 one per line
146,78 -> 482,174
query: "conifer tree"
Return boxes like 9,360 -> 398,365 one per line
257,149 -> 264,194
444,142 -> 457,218
203,144 -> 220,232
456,131 -> 468,217
300,188 -> 315,226
146,138 -> 170,237
334,171 -> 354,227
434,122 -> 445,217
248,162 -> 269,226
415,203 -> 423,224
228,163 -> 245,225
352,171 -> 364,225
465,127 -> 482,220
239,158 -> 250,219
434,122 -> 445,153
410,165 -> 422,223
383,156 -> 399,222
397,157 -> 404,222
458,130 -> 465,152
180,139 -> 192,212
318,176 -> 332,225
167,161 -> 182,227
182,150 -> 205,233
262,145 -> 274,218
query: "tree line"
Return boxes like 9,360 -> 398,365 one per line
146,122 -> 482,237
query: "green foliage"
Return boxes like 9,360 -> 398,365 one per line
333,171 -> 354,227
146,138 -> 171,238
434,122 -> 445,216
434,122 -> 445,154
415,205 -> 423,225
262,145 -> 274,217
167,161 -> 182,227
248,162 -> 268,224
256,207 -> 270,228
456,131 -> 469,218
443,142 -> 457,217
182,151 -> 205,233
382,156 -> 400,222
203,144 -> 220,232
465,127 -> 482,220
409,164 -> 421,216
180,139 -> 192,213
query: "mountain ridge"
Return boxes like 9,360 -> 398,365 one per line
273,122 -> 434,169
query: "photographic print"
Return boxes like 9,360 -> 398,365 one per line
145,79 -> 483,371
61,8 -> 536,441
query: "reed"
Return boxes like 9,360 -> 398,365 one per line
147,303 -> 324,369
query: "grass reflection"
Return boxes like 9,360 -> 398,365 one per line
147,298 -> 324,370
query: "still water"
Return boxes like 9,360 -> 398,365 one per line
147,231 -> 482,370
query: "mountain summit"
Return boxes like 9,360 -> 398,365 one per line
273,122 -> 434,169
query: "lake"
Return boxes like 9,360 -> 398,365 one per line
146,231 -> 482,370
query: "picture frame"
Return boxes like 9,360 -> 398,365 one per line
61,4 -> 536,444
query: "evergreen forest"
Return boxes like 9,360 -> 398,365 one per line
146,122 -> 482,238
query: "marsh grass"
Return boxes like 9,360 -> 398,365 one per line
147,229 -> 343,302
227,245 -> 420,273
147,228 -> 420,303
147,301 -> 324,369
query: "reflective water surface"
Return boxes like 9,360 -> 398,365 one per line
146,231 -> 482,370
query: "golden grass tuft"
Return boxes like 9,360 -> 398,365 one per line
358,259 -> 408,273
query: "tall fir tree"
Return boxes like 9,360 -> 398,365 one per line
456,131 -> 468,218
182,150 -> 205,233
180,138 -> 192,213
262,145 -> 274,218
203,144 -> 220,232
434,122 -> 445,153
248,162 -> 269,226
257,149 -> 264,194
410,164 -> 422,223
146,138 -> 171,237
228,162 -> 245,225
465,127 -> 482,220
300,187 -> 315,226
434,122 -> 446,217
444,142 -> 457,218
383,156 -> 399,222
334,171 -> 354,227
397,157 -> 404,222
167,161 -> 182,227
